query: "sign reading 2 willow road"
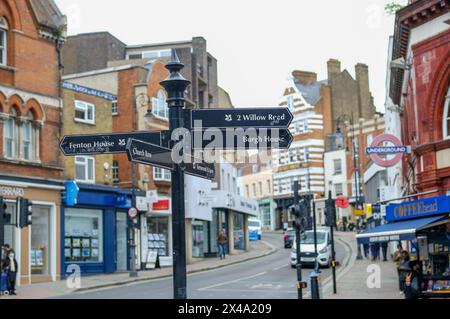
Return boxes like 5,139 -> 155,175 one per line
191,128 -> 293,150
190,108 -> 294,129
59,132 -> 164,156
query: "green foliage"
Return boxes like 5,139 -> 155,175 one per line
385,1 -> 406,15
52,28 -> 63,38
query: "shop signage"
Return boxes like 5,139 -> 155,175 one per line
211,190 -> 258,216
386,195 -> 450,222
189,108 -> 293,129
191,128 -> 293,150
60,132 -> 164,156
136,196 -> 148,212
152,199 -> 170,211
62,81 -> 117,101
0,186 -> 25,197
145,251 -> 158,269
366,134 -> 411,168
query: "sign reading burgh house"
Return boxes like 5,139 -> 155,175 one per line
386,195 -> 450,222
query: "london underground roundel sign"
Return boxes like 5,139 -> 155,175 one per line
366,134 -> 410,168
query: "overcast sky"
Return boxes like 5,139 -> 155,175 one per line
55,0 -> 398,111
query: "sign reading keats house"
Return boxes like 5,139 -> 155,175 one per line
62,81 -> 117,101
386,195 -> 450,222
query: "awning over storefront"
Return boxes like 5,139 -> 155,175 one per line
356,216 -> 447,245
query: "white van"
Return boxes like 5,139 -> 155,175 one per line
290,228 -> 332,268
248,219 -> 262,240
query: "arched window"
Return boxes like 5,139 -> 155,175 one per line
0,17 -> 8,66
152,90 -> 169,119
22,111 -> 38,161
443,86 -> 450,140
4,108 -> 17,158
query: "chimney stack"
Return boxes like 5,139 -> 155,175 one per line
292,70 -> 317,85
327,59 -> 341,80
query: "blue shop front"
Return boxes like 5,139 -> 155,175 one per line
61,183 -> 136,276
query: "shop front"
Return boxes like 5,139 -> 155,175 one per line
0,175 -> 63,285
356,195 -> 450,298
61,184 -> 133,276
259,198 -> 276,231
141,194 -> 172,269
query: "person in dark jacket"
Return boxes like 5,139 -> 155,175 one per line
381,242 -> 388,261
405,260 -> 422,299
2,248 -> 18,295
398,251 -> 411,294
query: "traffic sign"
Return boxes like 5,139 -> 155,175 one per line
366,134 -> 410,168
189,108 -> 293,129
126,138 -> 175,171
60,131 -> 166,156
336,197 -> 350,209
128,207 -> 138,219
191,128 -> 293,150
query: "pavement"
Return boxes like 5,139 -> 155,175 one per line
323,231 -> 403,299
2,239 -> 276,299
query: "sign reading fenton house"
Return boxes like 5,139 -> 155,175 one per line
386,195 -> 450,222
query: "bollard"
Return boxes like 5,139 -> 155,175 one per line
310,270 -> 321,299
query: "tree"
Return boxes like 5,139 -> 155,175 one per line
385,1 -> 407,15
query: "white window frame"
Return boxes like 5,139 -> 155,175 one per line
287,96 -> 294,110
3,117 -> 15,158
75,156 -> 95,184
112,100 -> 118,116
153,167 -> 171,181
333,159 -> 342,175
152,90 -> 169,120
112,160 -> 119,183
0,17 -> 8,66
22,120 -> 35,161
443,86 -> 450,140
74,100 -> 95,125
334,183 -> 344,197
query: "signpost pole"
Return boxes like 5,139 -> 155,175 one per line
160,50 -> 191,300
293,181 -> 303,300
129,164 -> 138,278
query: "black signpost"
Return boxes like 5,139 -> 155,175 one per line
59,50 -> 294,300
190,107 -> 293,129
192,128 -> 293,150
60,131 -> 166,156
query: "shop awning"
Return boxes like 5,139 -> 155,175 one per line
356,215 -> 446,245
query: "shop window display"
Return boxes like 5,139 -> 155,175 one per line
233,213 -> 245,250
147,217 -> 168,257
64,209 -> 103,263
31,206 -> 51,275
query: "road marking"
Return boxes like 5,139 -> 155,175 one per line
198,272 -> 267,291
273,264 -> 288,271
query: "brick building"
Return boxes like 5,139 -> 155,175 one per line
389,0 -> 450,197
0,0 -> 66,284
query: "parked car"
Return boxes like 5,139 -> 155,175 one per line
248,219 -> 262,240
290,228 -> 332,268
284,228 -> 295,248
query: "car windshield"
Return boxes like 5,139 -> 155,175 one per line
248,221 -> 260,227
299,231 -> 326,245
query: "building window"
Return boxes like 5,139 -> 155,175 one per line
22,111 -> 38,161
267,180 -> 271,193
75,156 -> 95,183
303,119 -> 309,132
74,100 -> 95,124
334,183 -> 344,197
287,96 -> 294,109
152,90 -> 169,120
252,183 -> 257,197
0,17 -> 8,66
333,159 -> 342,175
304,147 -> 310,162
3,109 -> 16,158
443,86 -> 450,139
112,160 -> 119,183
112,100 -> 118,115
153,167 -> 171,181
245,185 -> 249,197
64,208 -> 104,263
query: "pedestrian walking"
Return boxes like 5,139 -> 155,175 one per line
398,250 -> 411,294
381,242 -> 388,262
405,260 -> 422,299
217,229 -> 228,260
2,248 -> 18,295
363,243 -> 370,259
370,242 -> 380,261
393,243 -> 404,291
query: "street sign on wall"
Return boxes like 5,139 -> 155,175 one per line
60,132 -> 164,156
190,108 -> 293,129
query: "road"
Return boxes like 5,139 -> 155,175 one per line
56,233 -> 347,299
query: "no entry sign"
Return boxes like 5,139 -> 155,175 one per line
366,134 -> 410,168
